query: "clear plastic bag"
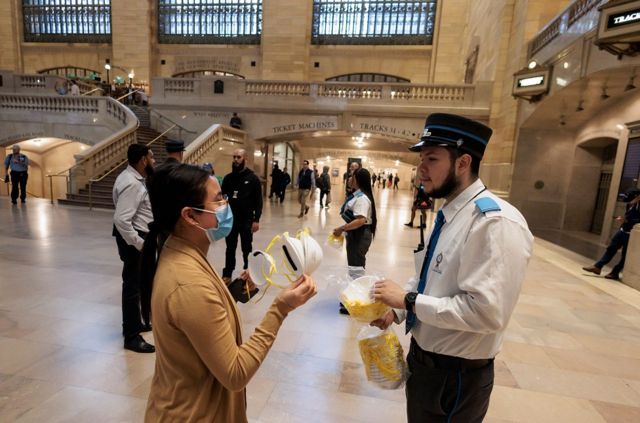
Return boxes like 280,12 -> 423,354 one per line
339,273 -> 390,323
326,233 -> 345,250
357,326 -> 408,390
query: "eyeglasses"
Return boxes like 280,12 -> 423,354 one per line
193,194 -> 228,210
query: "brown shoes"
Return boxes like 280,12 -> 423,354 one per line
604,273 -> 620,281
582,266 -> 601,275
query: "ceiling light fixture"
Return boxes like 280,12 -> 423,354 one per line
528,61 -> 537,69
601,87 -> 610,100
576,100 -> 584,112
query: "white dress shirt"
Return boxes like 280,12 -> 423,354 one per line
112,165 -> 153,251
346,190 -> 372,224
395,179 -> 533,359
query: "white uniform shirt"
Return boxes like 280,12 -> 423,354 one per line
395,179 -> 533,359
346,190 -> 372,224
112,165 -> 153,251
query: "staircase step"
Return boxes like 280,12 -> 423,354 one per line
58,198 -> 115,209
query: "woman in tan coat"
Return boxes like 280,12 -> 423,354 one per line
140,163 -> 317,422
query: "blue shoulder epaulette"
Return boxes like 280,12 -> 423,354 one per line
475,197 -> 501,213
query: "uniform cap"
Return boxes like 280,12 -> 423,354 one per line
165,139 -> 185,152
409,113 -> 493,159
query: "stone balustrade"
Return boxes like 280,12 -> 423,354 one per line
0,71 -> 102,96
527,0 -> 605,59
184,123 -> 246,166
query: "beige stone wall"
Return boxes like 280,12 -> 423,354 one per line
111,0 -> 153,84
21,44 -> 112,75
431,0 -> 470,83
261,0 -> 312,80
0,0 -> 21,71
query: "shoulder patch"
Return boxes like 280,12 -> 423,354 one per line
475,197 -> 501,213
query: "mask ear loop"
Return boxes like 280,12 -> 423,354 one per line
252,234 -> 285,303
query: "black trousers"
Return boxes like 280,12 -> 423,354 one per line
319,190 -> 330,207
406,339 -> 494,423
345,226 -> 372,268
223,220 -> 254,278
595,229 -> 629,276
113,226 -> 146,340
10,170 -> 28,203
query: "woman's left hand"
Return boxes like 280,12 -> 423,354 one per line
333,227 -> 344,237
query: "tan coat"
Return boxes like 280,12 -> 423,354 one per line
145,235 -> 292,422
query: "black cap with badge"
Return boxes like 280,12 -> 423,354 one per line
165,139 -> 185,153
409,113 -> 493,159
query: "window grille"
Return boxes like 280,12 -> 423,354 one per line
327,73 -> 410,83
22,0 -> 112,43
312,0 -> 437,45
158,0 -> 262,44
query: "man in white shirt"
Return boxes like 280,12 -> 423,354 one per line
373,113 -> 533,422
112,144 -> 156,353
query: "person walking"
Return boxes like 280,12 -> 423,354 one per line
318,165 -> 331,208
112,143 -> 156,353
279,168 -> 291,203
221,149 -> 262,282
140,163 -> 317,422
333,168 -> 377,313
583,188 -> 640,280
394,174 -> 400,190
4,144 -> 29,205
404,183 -> 432,228
164,139 -> 185,164
371,113 -> 533,423
269,162 -> 282,200
297,160 -> 313,217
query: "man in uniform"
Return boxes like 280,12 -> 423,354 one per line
4,144 -> 30,205
221,149 -> 262,282
372,113 -> 533,422
164,139 -> 185,164
113,144 -> 156,353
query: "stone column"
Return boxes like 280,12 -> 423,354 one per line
261,0 -> 312,80
0,0 -> 21,72
110,0 -> 153,85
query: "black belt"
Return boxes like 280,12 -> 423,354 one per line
410,338 -> 493,371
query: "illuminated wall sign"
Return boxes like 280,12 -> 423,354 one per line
512,67 -> 551,97
597,0 -> 640,44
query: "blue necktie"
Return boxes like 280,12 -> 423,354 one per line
406,209 -> 446,334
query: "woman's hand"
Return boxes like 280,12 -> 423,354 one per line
333,226 -> 344,237
278,274 -> 317,309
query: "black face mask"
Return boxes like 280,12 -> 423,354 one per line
428,165 -> 459,199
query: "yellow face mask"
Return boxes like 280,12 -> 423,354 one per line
248,229 -> 323,301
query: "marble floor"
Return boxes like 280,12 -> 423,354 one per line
1,187 -> 640,423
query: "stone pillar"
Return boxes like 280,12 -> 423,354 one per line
110,0 -> 153,85
624,225 -> 640,291
261,0 -> 312,80
0,0 -> 21,72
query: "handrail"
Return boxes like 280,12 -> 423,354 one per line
81,87 -> 104,96
150,109 -> 197,134
116,89 -> 143,102
86,124 -> 177,210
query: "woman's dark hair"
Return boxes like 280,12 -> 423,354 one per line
139,163 -> 210,315
353,168 -> 377,237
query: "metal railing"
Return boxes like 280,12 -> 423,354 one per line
150,109 -> 197,140
1,175 -> 40,199
86,125 -> 177,210
81,87 -> 104,96
527,0 -> 605,58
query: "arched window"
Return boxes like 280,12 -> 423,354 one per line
172,70 -> 245,79
327,73 -> 410,83
22,0 -> 111,43
312,0 -> 437,45
158,0 -> 262,44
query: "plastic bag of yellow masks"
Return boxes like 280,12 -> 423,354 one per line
339,275 -> 390,323
357,326 -> 408,390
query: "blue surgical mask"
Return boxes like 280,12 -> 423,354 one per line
192,203 -> 234,242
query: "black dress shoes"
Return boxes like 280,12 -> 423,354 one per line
141,323 -> 152,332
124,335 -> 155,353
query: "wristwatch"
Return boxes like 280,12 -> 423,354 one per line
404,292 -> 418,311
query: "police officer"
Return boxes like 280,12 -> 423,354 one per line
372,113 -> 533,422
221,149 -> 262,282
4,144 -> 29,205
164,139 -> 185,164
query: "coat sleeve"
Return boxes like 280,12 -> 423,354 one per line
169,281 -> 293,392
252,174 -> 263,222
